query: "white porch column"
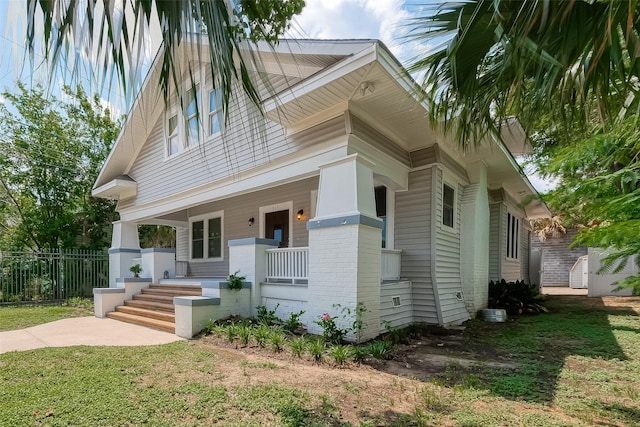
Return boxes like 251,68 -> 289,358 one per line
460,162 -> 490,315
108,221 -> 141,287
307,154 -> 382,343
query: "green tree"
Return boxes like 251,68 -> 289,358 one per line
408,0 -> 640,292
407,0 -> 640,142
24,0 -> 304,117
0,83 -> 122,250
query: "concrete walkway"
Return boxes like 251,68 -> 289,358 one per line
0,317 -> 184,354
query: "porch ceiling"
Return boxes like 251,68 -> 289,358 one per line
264,45 -> 437,152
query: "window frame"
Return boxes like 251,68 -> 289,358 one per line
441,182 -> 456,230
207,88 -> 224,138
506,212 -> 520,260
189,211 -> 224,262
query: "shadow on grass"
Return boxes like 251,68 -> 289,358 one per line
370,295 -> 639,407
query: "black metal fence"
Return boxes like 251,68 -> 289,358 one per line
0,249 -> 109,303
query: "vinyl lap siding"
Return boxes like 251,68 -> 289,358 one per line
379,281 -> 413,332
177,177 -> 319,277
489,203 -> 502,281
394,169 -> 437,323
435,170 -> 469,325
120,97 -> 346,209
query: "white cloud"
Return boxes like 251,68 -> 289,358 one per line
289,0 -> 412,60
0,94 -> 5,104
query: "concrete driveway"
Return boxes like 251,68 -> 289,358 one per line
0,317 -> 183,354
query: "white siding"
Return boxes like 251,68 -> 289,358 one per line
394,168 -> 438,323
379,281 -> 414,332
434,169 -> 469,325
119,102 -> 346,209
489,202 -> 502,281
176,177 -> 318,277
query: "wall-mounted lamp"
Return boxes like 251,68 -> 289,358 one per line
297,209 -> 304,220
248,217 -> 255,226
360,81 -> 375,96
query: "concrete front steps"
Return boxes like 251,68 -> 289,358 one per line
106,284 -> 202,333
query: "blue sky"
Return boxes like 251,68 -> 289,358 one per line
0,0 -> 554,191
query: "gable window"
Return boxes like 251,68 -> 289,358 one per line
442,183 -> 455,228
506,212 -> 519,259
208,88 -> 223,136
190,212 -> 223,260
185,84 -> 200,147
167,114 -> 179,156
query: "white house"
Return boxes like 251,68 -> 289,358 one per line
92,39 -> 550,340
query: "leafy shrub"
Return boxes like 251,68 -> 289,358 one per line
253,325 -> 271,348
256,304 -> 280,326
282,310 -> 305,333
268,330 -> 286,352
288,336 -> 307,358
237,324 -> 252,346
202,319 -> 216,335
366,341 -> 393,360
352,346 -> 369,363
307,338 -> 325,363
227,270 -> 246,290
225,323 -> 239,343
314,313 -> 346,344
327,344 -> 354,366
315,303 -> 368,344
488,279 -> 547,315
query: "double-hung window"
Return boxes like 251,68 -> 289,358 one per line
191,212 -> 223,261
208,88 -> 223,136
167,114 -> 179,156
506,212 -> 519,259
442,183 -> 455,228
185,84 -> 200,147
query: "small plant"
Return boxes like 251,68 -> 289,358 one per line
352,345 -> 369,363
227,270 -> 246,290
282,310 -> 305,333
65,297 -> 93,310
366,341 -> 393,360
382,320 -> 409,344
237,323 -> 252,346
202,319 -> 216,335
307,338 -> 325,363
225,323 -> 239,343
488,279 -> 547,315
315,313 -> 347,344
129,264 -> 142,278
327,344 -> 354,366
253,324 -> 271,348
268,330 -> 286,352
256,304 -> 280,326
288,336 -> 307,358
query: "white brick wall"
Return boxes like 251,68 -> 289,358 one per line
307,223 -> 381,342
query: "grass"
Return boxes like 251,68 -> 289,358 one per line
1,295 -> 639,426
0,299 -> 94,331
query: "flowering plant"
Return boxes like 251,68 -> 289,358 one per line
314,312 -> 347,344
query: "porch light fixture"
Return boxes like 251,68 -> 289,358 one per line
248,217 -> 254,226
297,209 -> 304,220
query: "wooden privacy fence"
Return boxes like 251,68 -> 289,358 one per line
0,249 -> 108,303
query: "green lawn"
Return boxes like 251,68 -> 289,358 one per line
0,300 -> 94,331
1,295 -> 639,426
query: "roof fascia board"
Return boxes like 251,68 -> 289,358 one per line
263,43 -> 378,111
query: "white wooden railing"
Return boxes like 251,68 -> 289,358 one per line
264,247 -> 403,283
381,249 -> 402,281
266,247 -> 309,284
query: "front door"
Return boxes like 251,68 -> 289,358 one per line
265,210 -> 289,248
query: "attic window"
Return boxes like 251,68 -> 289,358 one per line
167,114 -> 179,156
209,88 -> 223,136
185,84 -> 200,147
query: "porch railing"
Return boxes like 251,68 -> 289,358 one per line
265,247 -> 309,284
381,249 -> 402,281
264,247 -> 403,284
